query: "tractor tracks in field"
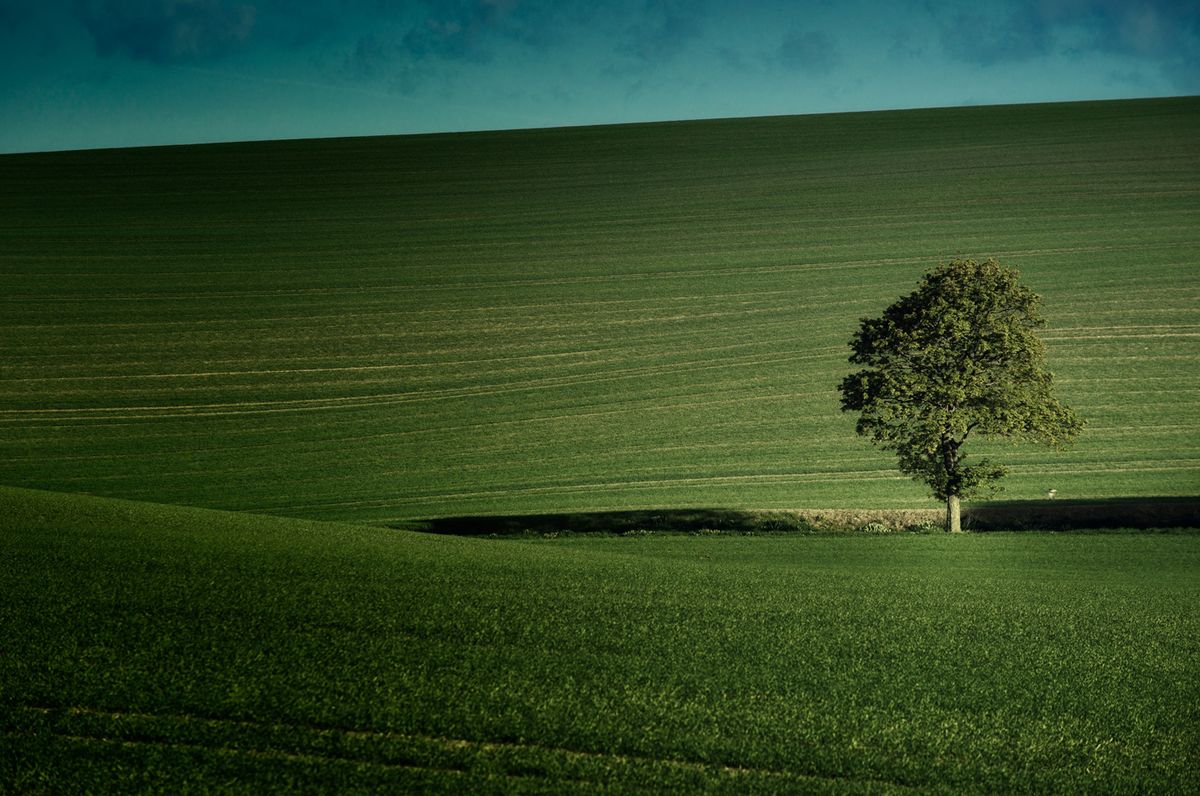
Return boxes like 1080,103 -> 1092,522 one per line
3,703 -> 922,792
0,348 -> 841,422
3,242 -> 1171,303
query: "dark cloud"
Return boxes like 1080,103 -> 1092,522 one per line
778,29 -> 840,75
343,33 -> 426,94
1042,0 -> 1199,56
338,1 -> 521,92
617,0 -> 702,65
934,0 -> 1200,88
335,0 -> 604,93
1081,0 -> 1200,90
938,5 -> 1051,66
344,33 -> 397,80
0,1 -> 31,32
77,0 -> 256,64
251,0 -> 343,50
397,0 -> 592,63
401,2 -> 495,63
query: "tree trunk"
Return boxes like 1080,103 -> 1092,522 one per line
946,494 -> 962,533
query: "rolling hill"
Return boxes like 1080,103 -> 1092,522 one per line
3,485 -> 1197,791
1,97 -> 1197,522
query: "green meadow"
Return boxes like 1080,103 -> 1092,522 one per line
3,486 -> 1198,793
2,99 -> 1199,791
2,97 -> 1198,522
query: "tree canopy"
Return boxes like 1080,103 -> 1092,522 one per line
839,258 -> 1083,531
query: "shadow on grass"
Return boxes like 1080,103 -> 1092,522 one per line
399,508 -> 810,537
394,498 -> 1200,536
965,496 -> 1200,532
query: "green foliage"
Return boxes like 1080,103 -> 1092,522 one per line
2,487 -> 1198,792
841,258 -> 1083,501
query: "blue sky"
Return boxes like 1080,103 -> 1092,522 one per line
2,0 -> 1197,153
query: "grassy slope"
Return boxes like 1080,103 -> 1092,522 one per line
1,98 -> 1198,521
2,486 -> 1197,793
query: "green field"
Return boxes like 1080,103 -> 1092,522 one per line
2,97 -> 1198,522
3,99 -> 1198,792
2,485 -> 1197,793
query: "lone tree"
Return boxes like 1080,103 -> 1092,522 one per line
839,258 -> 1082,532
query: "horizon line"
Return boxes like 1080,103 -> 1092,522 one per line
4,93 -> 1195,157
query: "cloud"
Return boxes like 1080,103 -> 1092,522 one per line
1089,0 -> 1200,91
716,45 -> 749,71
344,33 -> 398,80
0,1 -> 31,32
337,1 -> 531,93
334,0 -> 603,94
251,0 -> 343,50
395,0 -> 592,63
778,29 -> 840,75
888,28 -> 926,61
1080,0 -> 1200,89
1160,50 -> 1200,92
342,33 -> 429,94
934,0 -> 1200,88
937,5 -> 1051,66
78,0 -> 256,64
1032,0 -> 1198,55
1105,68 -> 1154,89
401,3 -> 494,63
616,0 -> 702,65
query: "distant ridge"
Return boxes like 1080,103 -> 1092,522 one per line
3,95 -> 1194,156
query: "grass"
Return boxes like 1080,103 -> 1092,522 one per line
2,485 -> 1198,792
3,99 -> 1197,794
1,97 -> 1198,522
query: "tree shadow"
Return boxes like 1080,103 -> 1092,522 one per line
395,498 -> 1200,536
963,496 -> 1200,531
396,508 -> 801,537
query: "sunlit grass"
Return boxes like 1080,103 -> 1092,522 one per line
2,486 -> 1197,792
1,97 -> 1197,521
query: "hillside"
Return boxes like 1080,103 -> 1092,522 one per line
2,485 -> 1197,792
1,97 -> 1197,522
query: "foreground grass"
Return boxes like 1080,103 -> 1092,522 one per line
1,98 -> 1198,521
2,487 -> 1197,793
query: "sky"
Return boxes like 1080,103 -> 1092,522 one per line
1,0 -> 1198,153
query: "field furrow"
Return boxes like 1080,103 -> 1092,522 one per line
2,97 -> 1197,519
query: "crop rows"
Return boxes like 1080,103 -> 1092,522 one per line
1,98 -> 1197,521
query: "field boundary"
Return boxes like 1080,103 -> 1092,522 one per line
397,499 -> 1200,535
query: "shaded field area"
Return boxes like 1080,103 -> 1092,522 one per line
1,97 -> 1198,522
404,497 -> 1200,535
3,486 -> 1197,793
